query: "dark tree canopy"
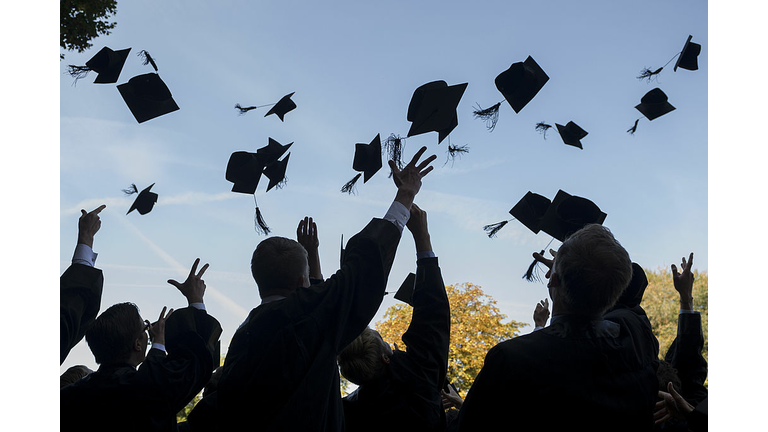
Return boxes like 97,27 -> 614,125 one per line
60,0 -> 118,59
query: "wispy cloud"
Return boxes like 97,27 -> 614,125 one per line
112,215 -> 250,318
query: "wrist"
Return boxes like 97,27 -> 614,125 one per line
394,189 -> 415,209
414,235 -> 432,252
77,235 -> 94,248
187,297 -> 204,305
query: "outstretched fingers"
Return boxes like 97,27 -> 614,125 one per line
188,258 -> 201,279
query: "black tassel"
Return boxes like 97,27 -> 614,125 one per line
138,50 -> 158,72
535,122 -> 552,139
273,176 -> 288,190
523,250 -> 545,282
235,103 -> 259,115
627,119 -> 639,135
341,173 -> 362,194
122,184 -> 139,195
483,220 -> 509,238
473,102 -> 501,132
254,206 -> 271,235
445,144 -> 469,167
67,65 -> 92,84
637,67 -> 663,82
384,134 -> 405,171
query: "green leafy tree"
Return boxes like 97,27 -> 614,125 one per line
60,0 -> 118,59
640,266 -> 708,386
375,282 -> 526,398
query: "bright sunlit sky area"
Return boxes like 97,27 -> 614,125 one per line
3,0 -> 766,428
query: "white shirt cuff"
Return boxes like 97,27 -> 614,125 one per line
383,201 -> 410,233
190,302 -> 206,311
533,326 -> 545,332
72,244 -> 97,267
151,343 -> 166,353
417,251 -> 436,260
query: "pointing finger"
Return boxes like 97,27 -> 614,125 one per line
81,209 -> 87,217
158,306 -> 167,321
168,279 -> 181,289
188,258 -> 200,279
91,204 -> 107,215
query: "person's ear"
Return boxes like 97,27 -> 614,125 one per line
133,338 -> 143,352
381,353 -> 391,365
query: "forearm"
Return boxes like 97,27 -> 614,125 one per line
307,251 -> 323,279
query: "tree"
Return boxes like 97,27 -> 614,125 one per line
60,0 -> 119,59
640,266 -> 708,386
375,282 -> 527,398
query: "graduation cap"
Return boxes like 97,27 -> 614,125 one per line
225,139 -> 292,235
674,35 -> 701,71
614,263 -> 649,309
394,273 -> 417,306
538,190 -> 607,242
407,81 -> 467,144
341,134 -> 382,194
117,73 -> 180,123
124,183 -> 158,215
67,47 -> 131,84
637,35 -> 702,81
635,88 -> 675,121
235,92 -> 297,121
555,121 -> 588,149
483,191 -> 551,238
473,56 -> 549,131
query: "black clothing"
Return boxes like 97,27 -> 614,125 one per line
457,307 -> 659,431
665,313 -> 707,406
342,256 -> 450,432
60,307 -> 221,432
216,218 -> 401,431
60,263 -> 104,364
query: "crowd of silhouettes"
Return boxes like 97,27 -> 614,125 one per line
60,148 -> 707,431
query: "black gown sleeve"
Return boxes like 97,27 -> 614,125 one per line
60,264 -> 104,364
664,313 -> 708,405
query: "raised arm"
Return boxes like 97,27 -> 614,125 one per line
297,216 -> 323,281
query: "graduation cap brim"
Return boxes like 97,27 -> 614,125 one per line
509,191 -> 552,234
495,56 -> 550,113
352,134 -> 382,183
127,183 -> 158,215
394,273 -> 417,306
406,81 -> 468,140
87,47 -> 131,84
265,92 -> 297,121
555,122 -> 588,149
538,190 -> 606,242
226,152 -> 265,194
117,73 -> 180,123
635,88 -> 676,121
674,35 -> 701,72
264,153 -> 290,192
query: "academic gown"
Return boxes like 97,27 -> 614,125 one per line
60,307 -> 221,432
456,307 -> 659,432
60,263 -> 104,364
215,218 -> 401,431
665,313 -> 707,406
342,256 -> 450,432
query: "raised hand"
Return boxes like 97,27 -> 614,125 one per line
406,203 -> 432,253
389,146 -> 437,209
78,204 -> 106,248
147,306 -> 173,346
168,258 -> 209,305
654,382 -> 695,425
441,384 -> 463,409
532,249 -> 558,279
533,298 -> 550,328
297,216 -> 322,280
671,252 -> 695,310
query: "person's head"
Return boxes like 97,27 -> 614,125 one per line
251,236 -> 310,298
85,302 -> 148,367
60,365 -> 93,388
657,360 -> 682,392
548,224 -> 632,318
337,327 -> 393,385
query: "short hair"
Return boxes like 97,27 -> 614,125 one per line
553,224 -> 632,317
60,365 -> 92,388
656,360 -> 682,392
338,327 -> 386,385
85,302 -> 143,365
251,236 -> 308,296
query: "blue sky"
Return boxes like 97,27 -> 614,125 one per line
6,0 -> 765,428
